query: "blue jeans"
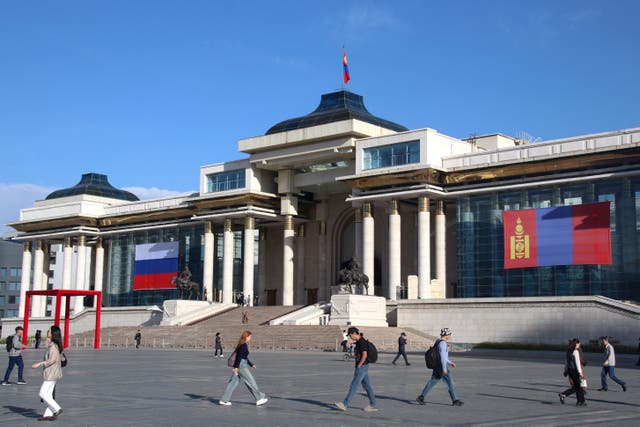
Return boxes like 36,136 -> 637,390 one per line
420,371 -> 459,402
3,355 -> 24,382
343,364 -> 376,407
600,366 -> 625,389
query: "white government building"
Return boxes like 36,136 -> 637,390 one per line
6,90 -> 640,344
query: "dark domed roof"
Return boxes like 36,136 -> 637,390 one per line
266,90 -> 408,135
45,173 -> 139,201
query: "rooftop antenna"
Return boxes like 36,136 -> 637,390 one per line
468,133 -> 478,152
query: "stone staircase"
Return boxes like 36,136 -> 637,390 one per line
69,306 -> 439,352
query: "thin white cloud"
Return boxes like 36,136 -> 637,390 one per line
0,183 -> 54,237
1,183 -> 187,238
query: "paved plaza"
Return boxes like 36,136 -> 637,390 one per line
1,348 -> 639,426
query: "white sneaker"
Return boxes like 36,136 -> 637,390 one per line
219,400 -> 232,406
256,398 -> 268,406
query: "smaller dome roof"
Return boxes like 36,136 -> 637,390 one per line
45,173 -> 139,201
266,90 -> 408,135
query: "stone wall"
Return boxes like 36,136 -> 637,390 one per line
1,306 -> 163,339
396,296 -> 640,346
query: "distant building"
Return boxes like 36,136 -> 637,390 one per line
0,239 -> 24,322
6,90 -> 640,319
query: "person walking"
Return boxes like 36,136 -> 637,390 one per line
392,332 -> 410,366
340,330 -> 348,352
559,338 -> 586,406
219,331 -> 268,406
214,332 -> 224,357
416,328 -> 463,407
35,330 -> 42,349
2,326 -> 26,385
598,336 -> 627,392
31,326 -> 64,421
335,326 -> 378,412
134,330 -> 142,349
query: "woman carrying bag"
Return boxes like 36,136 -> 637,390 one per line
219,330 -> 268,407
31,325 -> 64,421
559,338 -> 586,406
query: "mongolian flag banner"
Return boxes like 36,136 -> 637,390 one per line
133,242 -> 179,290
502,201 -> 612,269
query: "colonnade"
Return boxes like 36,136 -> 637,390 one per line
356,196 -> 447,301
18,236 -> 104,318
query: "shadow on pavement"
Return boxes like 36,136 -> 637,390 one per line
184,393 -> 219,404
4,405 -> 41,419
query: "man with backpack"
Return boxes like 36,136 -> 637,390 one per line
416,328 -> 463,407
335,326 -> 378,412
2,326 -> 26,385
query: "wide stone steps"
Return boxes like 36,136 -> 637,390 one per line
69,306 -> 438,352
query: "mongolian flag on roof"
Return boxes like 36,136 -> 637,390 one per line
502,201 -> 612,269
343,50 -> 350,84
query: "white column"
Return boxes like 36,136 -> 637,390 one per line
222,219 -> 234,304
316,199 -> 328,301
362,203 -> 375,295
62,237 -> 73,290
282,215 -> 294,306
388,200 -> 401,300
257,230 -> 267,305
435,200 -> 446,293
74,235 -> 87,314
94,238 -> 105,295
41,243 -> 51,316
32,240 -> 44,317
243,217 -> 255,306
418,196 -> 431,298
354,208 -> 363,262
295,224 -> 305,305
317,221 -> 328,301
203,221 -> 214,302
18,241 -> 32,318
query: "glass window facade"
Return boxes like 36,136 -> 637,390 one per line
207,170 -> 246,193
106,224 -> 259,307
363,140 -> 419,170
456,177 -> 640,301
107,224 -> 205,307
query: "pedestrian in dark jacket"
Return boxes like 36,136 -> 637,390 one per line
214,332 -> 224,357
392,332 -> 410,366
219,330 -> 267,406
559,338 -> 586,406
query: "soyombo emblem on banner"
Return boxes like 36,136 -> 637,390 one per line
509,217 -> 530,260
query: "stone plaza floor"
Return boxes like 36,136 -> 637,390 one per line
1,347 -> 639,426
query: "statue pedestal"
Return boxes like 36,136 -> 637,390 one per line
329,294 -> 388,327
163,300 -> 210,318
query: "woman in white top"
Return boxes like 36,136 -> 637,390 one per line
559,338 -> 586,406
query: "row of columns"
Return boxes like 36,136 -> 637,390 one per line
19,236 -> 104,318
200,214 -> 326,307
357,197 -> 446,301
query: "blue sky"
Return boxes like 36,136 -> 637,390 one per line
1,0 -> 639,235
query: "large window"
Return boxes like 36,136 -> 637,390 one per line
363,140 -> 419,170
207,170 -> 246,193
456,178 -> 640,301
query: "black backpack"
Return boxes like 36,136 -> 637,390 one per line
5,335 -> 13,352
366,340 -> 378,363
425,339 -> 442,369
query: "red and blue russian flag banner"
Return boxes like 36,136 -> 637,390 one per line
343,50 -> 350,84
133,242 -> 179,290
503,201 -> 612,269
